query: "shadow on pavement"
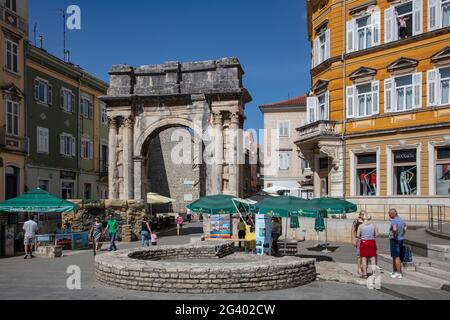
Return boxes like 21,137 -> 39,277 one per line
296,254 -> 334,262
158,226 -> 203,237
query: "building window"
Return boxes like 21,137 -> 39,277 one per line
306,92 -> 330,124
34,78 -> 52,105
5,166 -> 19,200
60,88 -> 75,113
302,159 -> 311,170
385,1 -> 422,42
429,0 -> 450,30
279,152 -> 290,170
81,139 -> 93,159
443,0 -> 450,27
6,0 -> 17,12
385,73 -> 422,113
101,102 -> 108,125
356,153 -> 377,196
37,127 -> 49,154
278,121 -> 290,137
6,100 -> 19,135
84,183 -> 92,199
81,96 -> 93,119
61,181 -> 75,200
38,179 -> 49,191
313,29 -> 330,66
427,67 -> 450,106
347,81 -> 380,118
5,39 -> 18,73
436,147 -> 450,195
347,12 -> 380,53
393,149 -> 417,195
319,157 -> 329,170
60,133 -> 76,157
101,144 -> 108,173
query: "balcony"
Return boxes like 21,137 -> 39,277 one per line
99,160 -> 108,176
295,120 -> 340,145
0,5 -> 28,35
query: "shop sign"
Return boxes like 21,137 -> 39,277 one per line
83,199 -> 104,209
394,149 -> 416,163
60,171 -> 76,180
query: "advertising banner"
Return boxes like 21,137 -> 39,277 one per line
255,213 -> 272,256
210,214 -> 231,239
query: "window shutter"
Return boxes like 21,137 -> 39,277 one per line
372,80 -> 380,114
372,11 -> 381,45
34,79 -> 39,100
346,19 -> 355,52
89,101 -> 93,119
306,97 -> 318,123
71,137 -> 76,157
324,91 -> 330,120
413,0 -> 423,35
427,69 -> 439,106
71,93 -> 75,112
384,7 -> 395,43
346,86 -> 355,118
60,89 -> 64,110
384,78 -> 394,113
89,141 -> 93,160
47,84 -> 52,105
428,0 -> 440,31
60,135 -> 64,154
313,37 -> 319,67
44,130 -> 49,152
412,72 -> 422,108
325,29 -> 330,60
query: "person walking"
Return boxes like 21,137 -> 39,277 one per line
357,212 -> 379,279
389,208 -> 407,279
151,230 -> 158,246
272,217 -> 281,256
23,215 -> 38,259
176,214 -> 184,236
89,217 -> 104,256
104,213 -> 119,251
141,217 -> 152,247
237,218 -> 247,250
352,210 -> 365,275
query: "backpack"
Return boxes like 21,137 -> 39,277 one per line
401,245 -> 413,263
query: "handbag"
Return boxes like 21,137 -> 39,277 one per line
401,245 -> 413,263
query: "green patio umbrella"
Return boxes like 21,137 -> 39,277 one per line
255,196 -> 324,217
314,214 -> 325,232
290,215 -> 300,229
309,197 -> 357,215
0,188 -> 77,213
186,194 -> 243,215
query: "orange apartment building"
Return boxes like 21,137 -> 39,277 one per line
296,0 -> 450,219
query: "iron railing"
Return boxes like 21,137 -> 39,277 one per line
355,203 -> 450,222
428,205 -> 449,234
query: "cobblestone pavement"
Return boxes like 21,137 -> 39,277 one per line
0,222 -> 446,300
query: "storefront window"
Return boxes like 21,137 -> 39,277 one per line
436,147 -> 450,195
393,149 -> 417,195
356,153 -> 377,196
61,181 -> 75,199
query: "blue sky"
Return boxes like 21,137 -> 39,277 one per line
29,0 -> 311,131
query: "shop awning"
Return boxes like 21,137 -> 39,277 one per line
0,188 -> 77,213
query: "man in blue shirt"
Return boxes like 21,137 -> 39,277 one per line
389,208 -> 407,279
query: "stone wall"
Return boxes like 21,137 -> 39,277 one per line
95,241 -> 316,293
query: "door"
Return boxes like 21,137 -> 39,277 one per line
5,166 -> 19,200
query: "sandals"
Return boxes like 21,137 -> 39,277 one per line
362,274 -> 368,279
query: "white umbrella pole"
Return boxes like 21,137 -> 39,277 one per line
284,216 -> 288,254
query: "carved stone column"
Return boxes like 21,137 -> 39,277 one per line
122,116 -> 134,199
228,111 -> 240,197
133,156 -> 144,200
213,111 -> 224,194
108,117 -> 118,199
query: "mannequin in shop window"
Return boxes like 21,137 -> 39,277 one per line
360,169 -> 376,196
399,166 -> 416,195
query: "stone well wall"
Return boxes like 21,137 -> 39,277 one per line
95,241 -> 316,293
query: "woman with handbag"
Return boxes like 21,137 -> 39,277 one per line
357,212 -> 379,279
89,217 -> 104,257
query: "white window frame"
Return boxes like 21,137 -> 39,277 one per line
278,152 -> 290,171
6,99 -> 19,136
60,87 -> 74,113
306,91 -> 329,123
277,120 -> 290,138
429,0 -> 450,30
101,102 -> 108,125
386,144 -> 421,196
6,0 -> 17,12
81,95 -> 93,119
356,16 -> 373,51
4,39 -> 18,74
34,77 -> 52,105
81,138 -> 93,160
347,11 -> 380,53
350,149 -> 381,197
37,126 -> 49,154
385,0 -> 423,43
60,133 -> 76,157
384,72 -> 422,113
314,29 -> 330,67
317,92 -> 329,121
347,81 -> 380,119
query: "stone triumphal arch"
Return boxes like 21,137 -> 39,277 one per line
101,58 -> 252,207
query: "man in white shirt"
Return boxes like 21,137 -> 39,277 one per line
23,215 -> 38,259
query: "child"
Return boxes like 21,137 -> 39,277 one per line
151,230 -> 157,246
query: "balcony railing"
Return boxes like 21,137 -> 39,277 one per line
99,160 -> 108,175
0,5 -> 28,34
295,120 -> 340,143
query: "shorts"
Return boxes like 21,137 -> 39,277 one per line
24,236 -> 35,245
390,239 -> 403,258
177,224 -> 182,229
238,230 -> 246,239
360,239 -> 377,257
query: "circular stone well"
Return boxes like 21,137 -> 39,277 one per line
95,241 -> 316,293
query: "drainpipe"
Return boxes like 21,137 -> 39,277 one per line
23,41 -> 29,194
342,0 -> 348,199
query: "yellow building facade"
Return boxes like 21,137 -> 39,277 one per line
0,0 -> 28,202
297,0 -> 450,220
